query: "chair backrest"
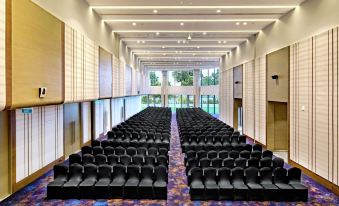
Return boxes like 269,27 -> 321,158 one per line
91,140 -> 101,147
223,158 -> 235,169
245,167 -> 259,183
84,164 -> 98,180
93,146 -> 103,156
115,146 -> 126,155
81,146 -> 92,155
107,154 -> 119,165
203,167 -> 217,182
145,155 -> 156,166
189,167 -> 202,184
235,157 -> 247,169
244,144 -> 252,152
273,167 -> 288,184
288,167 -> 302,184
229,150 -> 240,159
199,158 -> 211,168
141,165 -> 154,180
157,155 -> 168,166
137,147 -> 147,155
120,155 -> 132,166
251,150 -> 262,159
218,151 -> 228,159
207,151 -> 218,159
69,163 -> 83,181
113,164 -> 126,179
259,167 -> 273,184
95,154 -> 107,165
82,154 -> 95,165
148,147 -> 158,156
260,157 -> 272,168
247,157 -> 260,168
273,157 -> 284,168
211,158 -> 223,168
238,135 -> 246,144
240,150 -> 251,159
253,143 -> 262,152
127,165 -> 140,179
231,167 -> 245,184
132,155 -> 144,166
104,146 -> 114,156
98,164 -> 112,180
218,167 -> 231,183
53,164 -> 68,181
262,150 -> 273,159
69,153 -> 82,165
101,140 -> 111,148
197,150 -> 207,160
126,147 -> 137,156
155,165 -> 167,182
159,148 -> 168,156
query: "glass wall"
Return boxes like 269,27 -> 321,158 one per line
149,71 -> 162,86
141,95 -> 162,108
168,70 -> 193,86
200,95 -> 219,115
168,95 -> 195,112
200,67 -> 220,86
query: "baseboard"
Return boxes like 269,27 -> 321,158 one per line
12,156 -> 65,193
288,159 -> 339,196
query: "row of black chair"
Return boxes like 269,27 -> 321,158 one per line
48,164 -> 168,199
182,142 -> 262,153
70,153 -> 168,167
188,166 -> 307,201
82,145 -> 168,157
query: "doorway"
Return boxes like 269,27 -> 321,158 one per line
233,98 -> 243,133
64,103 -> 81,157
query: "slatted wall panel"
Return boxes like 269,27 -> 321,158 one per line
219,70 -> 226,122
15,105 -> 63,182
64,25 -> 99,103
112,55 -> 120,97
243,61 -> 255,138
0,0 -> 5,111
225,69 -> 234,127
290,27 -> 339,186
119,59 -> 126,96
254,56 -> 267,145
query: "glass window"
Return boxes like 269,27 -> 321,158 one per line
201,95 -> 209,112
200,95 -> 220,115
141,95 -> 148,109
168,95 -> 176,112
149,71 -> 162,86
168,70 -> 193,86
188,95 -> 195,108
200,67 -> 220,86
154,95 -> 162,107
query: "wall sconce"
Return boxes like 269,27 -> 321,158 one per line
272,75 -> 279,80
235,81 -> 241,84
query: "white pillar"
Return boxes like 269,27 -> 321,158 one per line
193,69 -> 201,107
161,70 -> 168,107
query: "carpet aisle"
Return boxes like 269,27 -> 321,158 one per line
1,114 -> 339,205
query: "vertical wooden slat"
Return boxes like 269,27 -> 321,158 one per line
0,0 -> 5,111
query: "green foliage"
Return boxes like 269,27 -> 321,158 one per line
171,71 -> 193,86
149,71 -> 161,86
201,68 -> 220,86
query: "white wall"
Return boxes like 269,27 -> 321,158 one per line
32,0 -> 116,54
168,86 -> 194,95
201,85 -> 219,96
125,96 -> 142,119
226,0 -> 339,69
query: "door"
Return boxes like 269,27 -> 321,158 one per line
64,103 -> 81,157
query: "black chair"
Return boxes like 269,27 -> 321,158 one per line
101,140 -> 111,148
218,167 -> 233,200
188,167 -> 204,200
63,163 -> 83,199
274,167 -> 294,201
107,154 -> 119,166
109,165 -> 126,198
153,165 -> 168,199
288,167 -> 308,201
211,158 -> 223,168
145,155 -> 157,167
229,150 -> 240,159
95,154 -> 107,165
124,165 -> 140,199
148,147 -> 158,156
157,155 -> 168,167
259,167 -> 279,201
232,167 -> 248,200
247,157 -> 260,168
199,158 -> 210,168
186,158 -> 198,174
273,157 -> 284,168
120,155 -> 132,166
253,144 -> 262,152
82,154 -> 95,165
203,167 -> 219,200
240,150 -> 251,159
223,158 -> 235,169
79,164 -> 98,199
159,148 -> 168,156
207,151 -> 218,159
235,157 -> 247,169
218,151 -> 228,159
139,165 -> 154,199
262,150 -> 273,159
81,146 -> 92,155
94,164 -> 112,199
245,167 -> 263,200
92,140 -> 100,147
137,147 -> 147,156
244,144 -> 252,152
47,164 -> 68,199
132,155 -> 144,166
115,146 -> 126,155
69,154 -> 81,165
104,146 -> 114,156
93,146 -> 104,156
197,150 -> 207,160
259,157 -> 272,168
250,151 -> 262,159
238,135 -> 246,144
185,151 -> 196,164
126,147 -> 137,156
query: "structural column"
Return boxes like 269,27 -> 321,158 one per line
161,70 -> 168,107
193,69 -> 201,107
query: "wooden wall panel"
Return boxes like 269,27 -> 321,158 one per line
9,0 -> 63,108
225,69 -> 234,127
254,56 -> 267,145
233,65 -> 243,99
290,27 -> 339,187
81,102 -> 91,144
0,111 -> 10,199
267,47 -> 290,102
0,0 -> 5,111
15,105 -> 63,183
125,65 -> 132,96
112,55 -> 120,97
99,47 -> 113,98
119,59 -> 126,97
65,25 -> 99,102
243,60 -> 255,138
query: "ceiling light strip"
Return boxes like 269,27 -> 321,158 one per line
103,19 -> 277,22
91,6 -> 296,9
113,30 -> 259,33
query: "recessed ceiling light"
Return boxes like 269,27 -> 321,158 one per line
175,51 -> 178,53
208,51 -> 211,53
183,40 -> 186,43
218,41 -> 222,44
163,53 -> 166,56
236,22 -> 240,26
197,46 -> 200,49
180,22 -> 184,26
193,53 -> 196,56
142,40 -> 145,44
216,9 -> 221,13
179,51 -> 182,53
243,22 -> 248,26
177,40 -> 181,43
223,40 -> 227,44
153,9 -> 158,14
162,46 -> 166,49
203,32 -> 207,35
132,22 -> 137,26
137,40 -> 140,44
156,32 -> 160,36
187,34 -> 192,40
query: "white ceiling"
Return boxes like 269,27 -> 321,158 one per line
86,0 -> 305,69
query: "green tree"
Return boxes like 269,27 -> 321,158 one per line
172,71 -> 193,86
149,71 -> 161,86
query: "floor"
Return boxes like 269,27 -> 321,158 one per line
1,115 -> 339,206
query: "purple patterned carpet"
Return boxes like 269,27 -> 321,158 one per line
1,115 -> 339,206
